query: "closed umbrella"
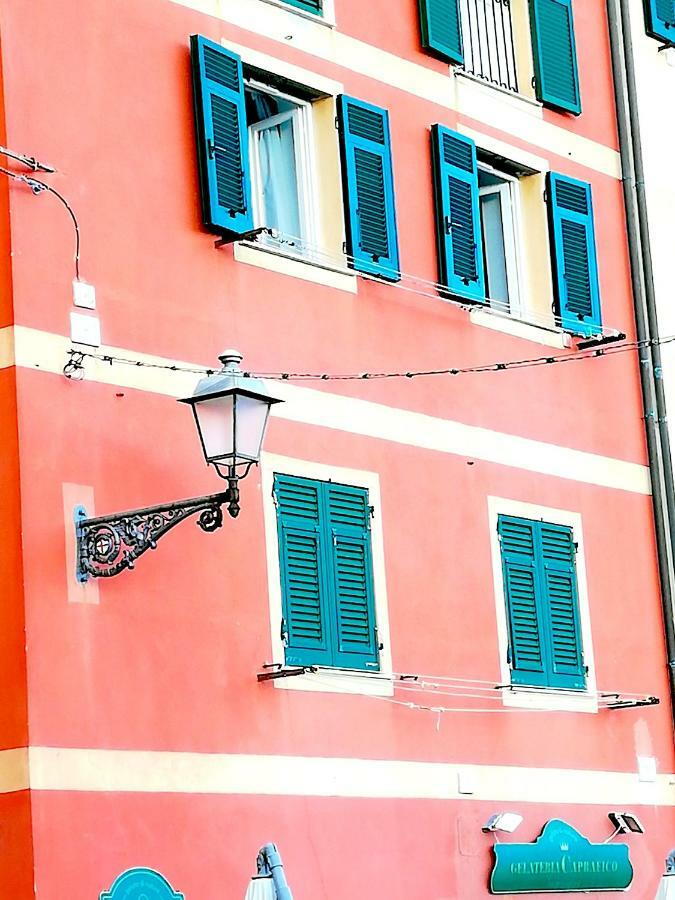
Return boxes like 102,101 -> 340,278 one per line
244,876 -> 276,900
655,850 -> 675,900
245,843 -> 293,900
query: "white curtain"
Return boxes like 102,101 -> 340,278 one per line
257,116 -> 301,240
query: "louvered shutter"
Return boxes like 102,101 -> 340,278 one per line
190,35 -> 253,236
282,0 -> 323,13
325,484 -> 379,671
539,523 -> 585,690
529,0 -> 581,114
337,96 -> 401,281
547,172 -> 601,336
498,517 -> 548,687
418,0 -> 464,65
644,0 -> 675,41
431,125 -> 485,302
274,475 -> 332,667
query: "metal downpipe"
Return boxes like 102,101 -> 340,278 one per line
606,0 -> 675,721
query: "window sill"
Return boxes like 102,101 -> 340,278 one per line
272,666 -> 394,697
501,685 -> 598,714
454,70 -> 543,115
254,0 -> 336,28
234,240 -> 357,294
470,307 -> 572,349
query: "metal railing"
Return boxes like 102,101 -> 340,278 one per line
460,0 -> 519,93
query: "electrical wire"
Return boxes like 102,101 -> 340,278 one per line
64,333 -> 675,384
0,164 -> 81,280
244,230 -> 623,338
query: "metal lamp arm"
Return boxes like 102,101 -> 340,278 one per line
75,488 -> 237,581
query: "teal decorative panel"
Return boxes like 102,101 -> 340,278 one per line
100,868 -> 184,900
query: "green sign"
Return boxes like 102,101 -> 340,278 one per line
490,820 -> 633,894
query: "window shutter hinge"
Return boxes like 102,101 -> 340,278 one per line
335,115 -> 340,131
272,491 -> 279,509
342,241 -> 347,255
281,617 -> 288,645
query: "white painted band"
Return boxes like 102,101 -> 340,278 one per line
6,325 -> 652,495
21,747 -> 675,807
0,748 -> 29,795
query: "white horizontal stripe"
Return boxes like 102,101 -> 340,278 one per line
8,325 -> 651,494
0,748 -> 29,794
170,0 -> 621,179
0,325 -> 14,369
26,747 -> 675,807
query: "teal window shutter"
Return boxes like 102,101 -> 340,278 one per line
337,95 -> 401,281
547,172 -> 601,336
190,35 -> 253,236
274,475 -> 333,668
539,523 -> 586,690
282,0 -> 323,13
498,515 -> 586,691
274,475 -> 379,672
529,0 -> 582,114
325,484 -> 379,671
644,0 -> 675,41
499,517 -> 548,688
418,0 -> 464,65
431,125 -> 485,303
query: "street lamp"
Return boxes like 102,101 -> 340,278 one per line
179,350 -> 281,517
75,349 -> 282,581
655,851 -> 675,900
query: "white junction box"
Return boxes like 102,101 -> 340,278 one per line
70,311 -> 101,347
72,279 -> 96,310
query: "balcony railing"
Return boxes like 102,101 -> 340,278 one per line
460,0 -> 519,94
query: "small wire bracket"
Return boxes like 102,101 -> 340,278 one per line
257,663 -> 318,682
214,226 -> 269,248
0,145 -> 55,173
576,331 -> 627,350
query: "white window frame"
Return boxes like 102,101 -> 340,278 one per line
478,163 -> 526,319
247,80 -> 319,260
260,452 -> 393,697
257,0 -> 336,27
487,496 -> 598,713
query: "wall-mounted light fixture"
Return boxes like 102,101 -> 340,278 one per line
482,813 -> 523,834
607,811 -> 645,837
75,350 -> 282,581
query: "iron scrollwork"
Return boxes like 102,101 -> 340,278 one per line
75,488 -> 236,581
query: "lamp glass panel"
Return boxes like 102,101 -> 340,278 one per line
193,394 -> 235,463
234,394 -> 271,461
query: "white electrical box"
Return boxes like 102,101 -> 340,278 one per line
70,311 -> 101,347
72,279 -> 96,310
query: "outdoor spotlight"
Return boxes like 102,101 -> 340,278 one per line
482,812 -> 523,834
608,812 -> 645,835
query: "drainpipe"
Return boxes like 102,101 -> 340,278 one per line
257,844 -> 293,900
607,0 -> 675,725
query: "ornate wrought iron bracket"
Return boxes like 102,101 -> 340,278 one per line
75,486 -> 238,582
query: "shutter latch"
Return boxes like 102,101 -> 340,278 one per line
444,216 -> 463,234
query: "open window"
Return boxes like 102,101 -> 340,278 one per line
478,165 -> 523,315
246,81 -> 318,257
